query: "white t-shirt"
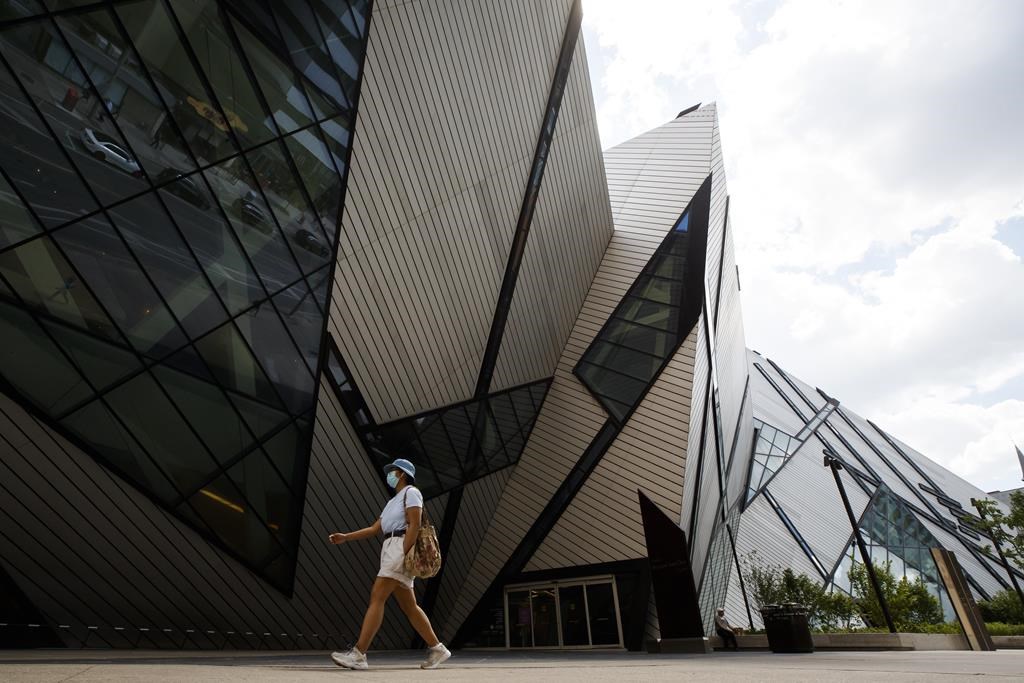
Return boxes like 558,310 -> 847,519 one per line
380,486 -> 423,533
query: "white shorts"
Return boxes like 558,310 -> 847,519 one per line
377,536 -> 414,588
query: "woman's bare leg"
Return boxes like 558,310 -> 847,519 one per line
355,577 -> 399,652
393,585 -> 440,647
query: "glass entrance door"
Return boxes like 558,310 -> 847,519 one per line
504,576 -> 623,649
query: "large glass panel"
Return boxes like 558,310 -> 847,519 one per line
53,215 -> 187,358
507,590 -> 532,648
158,172 -> 265,316
283,129 -> 342,244
228,15 -> 319,133
104,371 -> 218,497
152,363 -> 255,465
235,295 -> 315,414
265,0 -> 348,111
42,319 -> 141,397
530,588 -> 558,647
271,278 -> 322,373
0,0 -> 369,593
588,343 -> 663,382
195,320 -> 285,410
227,449 -> 297,547
1,21 -> 149,208
203,159 -> 301,295
361,379 -> 550,498
586,583 -> 620,645
169,0 -> 275,148
558,585 -> 588,646
242,140 -> 331,275
0,301 -> 92,414
262,420 -> 307,494
115,0 -> 235,165
0,235 -> 120,342
573,191 -> 709,424
108,192 -> 228,339
0,45 -> 98,226
312,0 -> 367,105
55,8 -> 198,180
61,399 -> 179,503
0,172 -> 41,249
184,472 -> 278,567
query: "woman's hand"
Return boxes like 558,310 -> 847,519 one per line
328,532 -> 347,545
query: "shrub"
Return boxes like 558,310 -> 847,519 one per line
848,561 -> 944,629
978,589 -> 1024,625
741,552 -> 854,629
985,621 -> 1024,636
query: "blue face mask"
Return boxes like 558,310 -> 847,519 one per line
386,471 -> 400,489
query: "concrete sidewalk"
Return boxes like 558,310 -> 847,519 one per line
1,649 -> 1023,682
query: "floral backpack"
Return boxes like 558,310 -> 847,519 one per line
402,488 -> 442,578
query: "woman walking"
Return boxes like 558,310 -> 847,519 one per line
328,458 -> 451,670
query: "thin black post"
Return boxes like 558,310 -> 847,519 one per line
971,498 -> 1024,609
824,451 -> 896,633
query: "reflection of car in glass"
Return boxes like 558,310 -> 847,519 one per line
233,190 -> 271,233
80,128 -> 142,177
155,168 -> 210,209
292,228 -> 331,258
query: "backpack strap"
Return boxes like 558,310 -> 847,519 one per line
402,486 -> 429,525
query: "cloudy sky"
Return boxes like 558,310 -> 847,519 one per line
581,0 -> 1024,493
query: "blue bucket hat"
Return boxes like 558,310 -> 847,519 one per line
383,458 -> 416,481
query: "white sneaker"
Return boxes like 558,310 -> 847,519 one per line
420,642 -> 451,669
331,648 -> 368,670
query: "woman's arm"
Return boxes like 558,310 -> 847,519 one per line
403,506 -> 421,555
328,518 -> 381,545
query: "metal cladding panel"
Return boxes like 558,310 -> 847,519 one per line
922,518 -> 1006,600
690,410 -> 722,579
441,346 -> 609,632
490,35 -> 614,392
0,378 -> 415,650
748,351 -> 810,436
443,109 -> 718,634
723,555 -> 754,629
826,408 -> 930,508
892,432 -> 1013,515
732,493 -> 822,588
715,225 -> 750,466
765,445 -> 871,572
330,0 -> 575,423
524,327 -> 697,571
433,467 -> 513,642
680,314 -> 710,530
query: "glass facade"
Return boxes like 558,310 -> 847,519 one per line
504,578 -> 622,649
830,485 -> 954,619
574,196 -> 703,424
362,379 -> 551,498
745,419 -> 798,503
0,0 -> 369,592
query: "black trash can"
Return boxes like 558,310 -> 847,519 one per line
760,603 -> 814,653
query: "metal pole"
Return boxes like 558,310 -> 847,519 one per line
824,452 -> 897,633
971,498 -> 1024,609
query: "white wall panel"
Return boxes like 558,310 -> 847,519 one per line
490,35 -> 614,392
331,0 -> 576,423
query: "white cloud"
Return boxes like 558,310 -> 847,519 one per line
583,0 -> 1024,489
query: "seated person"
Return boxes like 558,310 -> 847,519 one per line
714,607 -> 739,650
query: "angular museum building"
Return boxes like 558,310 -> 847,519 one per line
0,0 -> 1019,650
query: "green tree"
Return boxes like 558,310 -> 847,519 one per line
847,561 -> 943,629
741,552 -> 857,629
972,492 -> 1024,569
978,589 -> 1024,624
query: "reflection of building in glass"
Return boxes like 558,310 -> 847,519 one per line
0,0 -> 367,593
0,0 -> 1018,654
